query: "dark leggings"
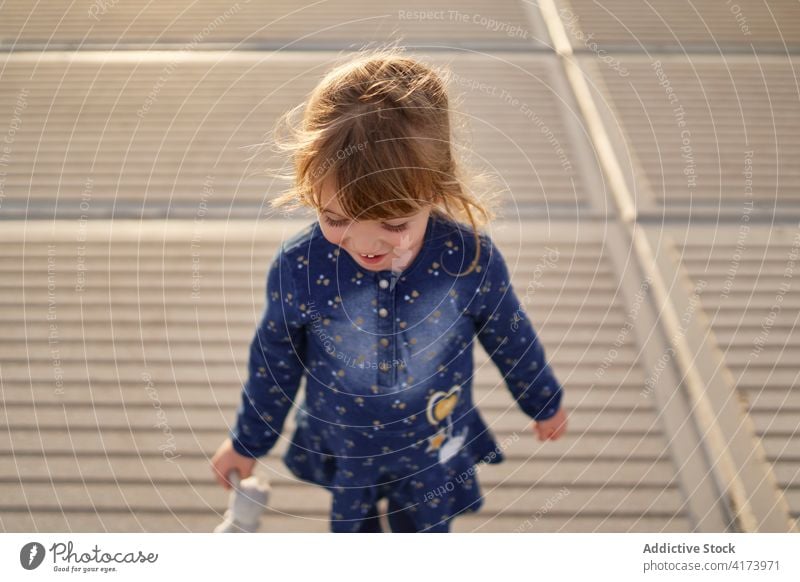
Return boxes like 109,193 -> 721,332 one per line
356,499 -> 448,533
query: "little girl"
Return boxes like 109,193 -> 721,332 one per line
211,48 -> 568,533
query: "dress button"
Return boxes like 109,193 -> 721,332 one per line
379,338 -> 389,347
378,307 -> 389,318
379,279 -> 389,289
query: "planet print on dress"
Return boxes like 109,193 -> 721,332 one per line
425,384 -> 469,465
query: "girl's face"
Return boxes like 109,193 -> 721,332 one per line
316,183 -> 432,272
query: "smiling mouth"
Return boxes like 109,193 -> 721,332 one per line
359,253 -> 387,259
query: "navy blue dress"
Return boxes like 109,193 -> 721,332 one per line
229,212 -> 564,532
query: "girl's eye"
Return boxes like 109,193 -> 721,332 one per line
323,214 -> 407,232
323,216 -> 349,228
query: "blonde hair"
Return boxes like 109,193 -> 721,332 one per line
262,45 -> 499,275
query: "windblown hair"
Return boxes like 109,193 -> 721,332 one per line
263,45 -> 499,275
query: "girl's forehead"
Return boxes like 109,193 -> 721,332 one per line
316,184 -> 427,220
316,182 -> 357,216
317,194 -> 343,214
316,181 -> 338,209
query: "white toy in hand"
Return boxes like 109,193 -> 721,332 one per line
214,471 -> 271,533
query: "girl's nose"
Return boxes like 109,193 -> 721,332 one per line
345,232 -> 386,255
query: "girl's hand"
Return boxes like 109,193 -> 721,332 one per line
210,438 -> 256,490
532,407 -> 568,441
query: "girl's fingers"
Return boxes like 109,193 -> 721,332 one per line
214,471 -> 226,489
212,463 -> 232,489
533,420 -> 568,441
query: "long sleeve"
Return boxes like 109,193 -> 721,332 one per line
229,249 -> 307,458
471,237 -> 563,421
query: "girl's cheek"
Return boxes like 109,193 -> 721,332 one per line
319,225 -> 342,245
